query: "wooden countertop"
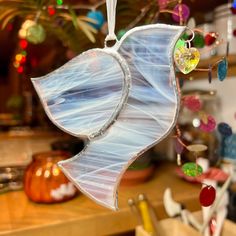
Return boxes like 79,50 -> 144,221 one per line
0,162 -> 201,236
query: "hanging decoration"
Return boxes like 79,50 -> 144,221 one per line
26,23 -> 46,44
172,3 -> 190,23
0,0 -> 232,211
182,95 -> 202,112
217,58 -> 228,81
86,10 -> 105,30
199,185 -> 216,207
199,115 -> 216,133
217,122 -> 233,137
174,31 -> 200,74
32,0 -> 186,210
182,162 -> 203,177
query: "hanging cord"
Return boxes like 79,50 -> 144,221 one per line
105,0 -> 117,45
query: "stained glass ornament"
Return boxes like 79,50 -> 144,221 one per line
182,95 -> 202,112
174,46 -> 200,74
217,122 -> 233,137
187,144 -> 208,152
205,33 -> 216,46
199,185 -> 216,207
200,115 -> 216,132
182,162 -> 203,177
87,10 -> 105,30
217,58 -> 228,81
32,23 -> 185,210
26,23 -> 46,44
193,33 -> 205,48
172,4 -> 190,23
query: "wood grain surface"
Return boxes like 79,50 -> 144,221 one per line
0,162 -> 201,236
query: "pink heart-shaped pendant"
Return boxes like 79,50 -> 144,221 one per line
174,46 -> 200,74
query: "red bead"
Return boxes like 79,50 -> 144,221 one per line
6,23 -> 13,31
47,6 -> 56,16
19,39 -> 28,49
199,185 -> 216,207
20,55 -> 26,64
231,7 -> 236,14
204,33 -> 216,46
17,66 -> 24,74
233,29 -> 236,37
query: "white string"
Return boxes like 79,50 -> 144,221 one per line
105,0 -> 117,42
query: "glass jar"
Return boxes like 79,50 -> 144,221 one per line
178,90 -> 221,165
24,151 -> 77,203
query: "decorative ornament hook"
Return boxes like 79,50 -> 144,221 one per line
105,0 -> 118,46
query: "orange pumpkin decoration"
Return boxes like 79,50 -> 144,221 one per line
24,151 -> 77,203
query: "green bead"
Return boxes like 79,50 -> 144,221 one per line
193,33 -> 205,48
182,162 -> 203,177
21,51 -> 27,56
181,33 -> 189,41
117,29 -> 126,40
26,23 -> 46,44
57,0 -> 63,5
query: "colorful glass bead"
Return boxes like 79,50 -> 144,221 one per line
172,4 -> 190,23
231,7 -> 236,14
86,10 -> 104,30
157,0 -> 168,9
200,115 -> 216,132
193,33 -> 205,48
26,23 -> 46,44
199,185 -> 216,207
117,29 -> 126,40
233,29 -> 236,37
232,0 -> 236,9
205,33 -> 216,46
217,122 -> 233,137
182,95 -> 202,112
182,162 -> 203,177
47,6 -> 56,16
217,58 -> 228,81
187,144 -> 208,152
174,46 -> 200,74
